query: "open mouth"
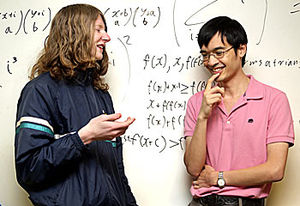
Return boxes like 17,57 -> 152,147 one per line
97,44 -> 104,51
211,66 -> 224,74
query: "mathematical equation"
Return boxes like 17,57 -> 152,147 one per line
122,132 -> 185,153
0,56 -> 18,75
104,7 -> 161,28
146,99 -> 186,112
143,54 -> 203,73
246,58 -> 300,69
146,113 -> 184,130
0,8 -> 51,35
147,79 -> 207,96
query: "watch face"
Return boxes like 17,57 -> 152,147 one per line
218,179 -> 225,187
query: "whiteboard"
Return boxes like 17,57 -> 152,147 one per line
0,0 -> 299,205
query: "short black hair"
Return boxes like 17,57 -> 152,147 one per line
198,16 -> 248,67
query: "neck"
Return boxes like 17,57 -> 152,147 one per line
219,73 -> 250,98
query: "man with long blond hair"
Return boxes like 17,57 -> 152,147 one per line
15,4 -> 137,206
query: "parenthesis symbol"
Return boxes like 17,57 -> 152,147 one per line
178,114 -> 182,125
103,8 -> 110,15
133,7 -> 139,27
153,6 -> 160,28
124,8 -> 132,26
179,137 -> 185,150
256,0 -> 268,45
163,54 -> 167,68
153,81 -> 157,92
151,115 -> 155,126
159,136 -> 167,153
43,7 -> 51,31
15,10 -> 23,35
163,81 -> 167,93
23,9 -> 30,34
151,55 -> 155,68
117,37 -> 132,102
172,0 -> 180,47
162,115 -> 166,128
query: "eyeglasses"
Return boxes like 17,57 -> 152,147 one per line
201,47 -> 233,62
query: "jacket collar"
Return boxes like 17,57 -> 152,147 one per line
73,68 -> 95,86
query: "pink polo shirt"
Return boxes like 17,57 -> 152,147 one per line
184,75 -> 294,198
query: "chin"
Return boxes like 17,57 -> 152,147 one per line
95,54 -> 103,60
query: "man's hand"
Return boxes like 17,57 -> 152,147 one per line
198,73 -> 224,120
78,113 -> 135,145
192,165 -> 218,189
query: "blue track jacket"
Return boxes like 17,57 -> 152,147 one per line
15,71 -> 137,206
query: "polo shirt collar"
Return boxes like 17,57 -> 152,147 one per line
244,75 -> 264,100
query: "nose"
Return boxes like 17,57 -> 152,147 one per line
102,31 -> 111,43
206,54 -> 219,67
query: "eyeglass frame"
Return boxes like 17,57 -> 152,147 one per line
200,46 -> 234,62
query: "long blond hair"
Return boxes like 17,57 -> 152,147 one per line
30,4 -> 109,90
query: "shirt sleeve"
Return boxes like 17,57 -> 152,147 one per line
15,81 -> 85,190
266,92 -> 295,146
184,93 -> 202,137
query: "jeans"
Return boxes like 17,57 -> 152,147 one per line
188,195 -> 265,206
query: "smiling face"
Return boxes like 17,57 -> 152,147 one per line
201,32 -> 246,83
93,15 -> 111,60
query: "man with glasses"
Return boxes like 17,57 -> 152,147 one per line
184,16 -> 294,206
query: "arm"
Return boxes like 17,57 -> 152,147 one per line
193,142 -> 289,188
15,82 -> 135,190
193,89 -> 294,189
184,73 -> 224,178
15,83 -> 85,189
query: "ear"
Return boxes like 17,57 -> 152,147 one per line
238,44 -> 247,58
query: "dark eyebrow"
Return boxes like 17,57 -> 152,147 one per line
200,46 -> 226,53
213,46 -> 226,51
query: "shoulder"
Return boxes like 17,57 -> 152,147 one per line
23,72 -> 58,93
19,73 -> 60,104
256,78 -> 283,93
249,76 -> 287,100
187,91 -> 204,105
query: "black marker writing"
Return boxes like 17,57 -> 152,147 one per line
147,80 -> 207,95
143,53 -> 202,73
0,7 -> 51,35
104,6 -> 161,28
122,132 -> 185,153
291,2 -> 300,14
6,57 -> 18,74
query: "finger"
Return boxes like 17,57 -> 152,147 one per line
102,113 -> 122,121
210,86 -> 225,97
193,185 -> 200,189
115,117 -> 135,126
124,117 -> 136,125
206,95 -> 223,106
192,180 -> 199,185
206,73 -> 220,90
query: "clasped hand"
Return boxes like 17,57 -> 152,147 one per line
192,165 -> 217,189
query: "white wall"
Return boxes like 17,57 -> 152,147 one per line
0,0 -> 299,205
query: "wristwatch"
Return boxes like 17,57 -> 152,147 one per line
217,171 -> 226,188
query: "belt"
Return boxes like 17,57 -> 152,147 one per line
193,194 -> 264,206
